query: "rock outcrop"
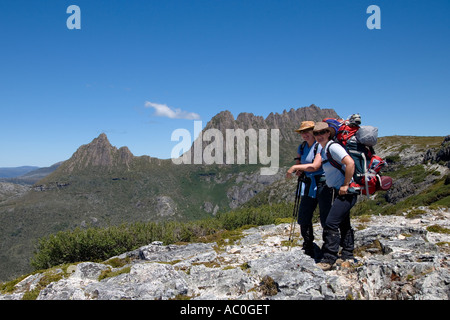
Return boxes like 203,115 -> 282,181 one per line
0,182 -> 30,202
2,206 -> 448,300
184,104 -> 339,166
57,133 -> 134,174
424,135 -> 450,168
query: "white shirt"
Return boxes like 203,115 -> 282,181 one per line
321,141 -> 349,189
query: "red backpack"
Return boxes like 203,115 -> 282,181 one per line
322,115 -> 392,197
353,155 -> 392,195
337,124 -> 359,146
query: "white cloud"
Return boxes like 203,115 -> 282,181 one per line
145,101 -> 200,120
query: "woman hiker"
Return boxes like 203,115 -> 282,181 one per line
286,121 -> 333,259
287,121 -> 357,271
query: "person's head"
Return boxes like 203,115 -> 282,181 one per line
294,121 -> 315,142
313,122 -> 336,144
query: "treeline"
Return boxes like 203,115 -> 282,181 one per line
31,202 -> 293,270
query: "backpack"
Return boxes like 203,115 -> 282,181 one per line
322,115 -> 392,197
323,116 -> 363,146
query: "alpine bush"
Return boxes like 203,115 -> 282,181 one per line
31,203 -> 292,271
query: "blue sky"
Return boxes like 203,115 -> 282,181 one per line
1,0 -> 449,167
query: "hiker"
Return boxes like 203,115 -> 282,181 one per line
286,121 -> 333,258
287,122 -> 357,271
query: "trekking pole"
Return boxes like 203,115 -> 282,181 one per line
288,172 -> 304,250
288,174 -> 302,249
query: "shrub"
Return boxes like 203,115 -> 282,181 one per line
30,221 -> 212,270
31,202 -> 293,271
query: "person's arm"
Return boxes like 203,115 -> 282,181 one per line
286,153 -> 322,178
339,155 -> 355,195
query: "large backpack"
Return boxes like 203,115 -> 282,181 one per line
322,115 -> 392,197
323,114 -> 362,146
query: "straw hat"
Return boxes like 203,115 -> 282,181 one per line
294,121 -> 315,133
313,122 -> 336,138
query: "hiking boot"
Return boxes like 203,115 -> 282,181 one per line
317,262 -> 333,271
336,258 -> 351,268
336,257 -> 357,268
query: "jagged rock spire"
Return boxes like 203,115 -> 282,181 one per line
49,133 -> 134,175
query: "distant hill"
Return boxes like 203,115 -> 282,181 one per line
0,166 -> 39,179
0,163 -> 62,185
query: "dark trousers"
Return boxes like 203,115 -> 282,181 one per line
322,193 -> 357,263
297,181 -> 333,252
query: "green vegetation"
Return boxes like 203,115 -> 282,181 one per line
0,264 -> 70,298
377,136 -> 443,153
31,202 -> 293,271
388,164 -> 429,184
21,271 -> 64,300
98,266 -> 131,281
352,175 -> 450,217
427,225 -> 450,234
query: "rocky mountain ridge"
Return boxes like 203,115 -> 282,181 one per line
187,105 -> 338,166
56,133 -> 134,174
1,206 -> 448,300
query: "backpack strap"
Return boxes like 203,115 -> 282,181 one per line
294,141 -> 307,162
296,141 -> 319,161
299,141 -> 307,156
323,142 -> 346,176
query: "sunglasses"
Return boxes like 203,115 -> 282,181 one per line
313,130 -> 329,136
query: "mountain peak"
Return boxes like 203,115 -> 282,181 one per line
205,110 -> 236,131
52,133 -> 134,175
96,132 -> 109,143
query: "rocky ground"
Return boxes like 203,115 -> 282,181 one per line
0,182 -> 30,203
1,206 -> 449,300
